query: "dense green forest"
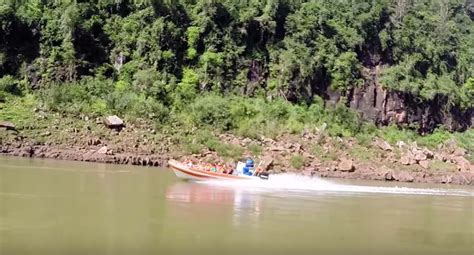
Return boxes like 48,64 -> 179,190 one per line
0,0 -> 473,138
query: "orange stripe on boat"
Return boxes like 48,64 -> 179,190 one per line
174,167 -> 212,178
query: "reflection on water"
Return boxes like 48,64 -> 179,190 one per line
165,182 -> 263,227
0,156 -> 473,255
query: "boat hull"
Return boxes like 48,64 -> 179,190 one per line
168,160 -> 257,181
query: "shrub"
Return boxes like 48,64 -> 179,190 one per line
290,155 -> 305,169
41,83 -> 87,112
286,118 -> 304,134
215,143 -> 244,159
115,80 -> 130,92
39,77 -> 113,114
203,138 -> 243,159
379,125 -> 416,144
118,60 -> 140,84
129,95 -> 169,122
183,143 -> 202,154
306,96 -> 326,123
454,129 -> 474,163
88,99 -> 108,116
235,119 -> 261,139
174,68 -> 199,108
325,102 -> 361,136
355,132 -> 375,146
229,97 -> 259,123
416,129 -> 452,148
248,143 -> 262,157
0,91 -> 6,102
0,75 -> 21,95
267,99 -> 291,120
190,94 -> 232,130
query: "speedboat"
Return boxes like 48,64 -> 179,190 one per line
168,159 -> 267,181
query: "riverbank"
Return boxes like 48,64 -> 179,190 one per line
1,115 -> 473,185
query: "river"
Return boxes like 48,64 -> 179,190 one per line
0,156 -> 472,255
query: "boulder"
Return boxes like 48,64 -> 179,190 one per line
450,173 -> 472,185
393,171 -> 414,182
88,139 -> 101,146
103,115 -> 124,129
401,150 -> 417,165
384,169 -> 394,181
374,139 -> 393,151
0,121 -> 16,131
242,138 -> 252,145
434,152 -> 447,162
422,148 -> 434,159
413,149 -> 427,161
409,141 -> 419,151
41,131 -> 51,137
453,156 -> 472,172
260,157 -> 274,171
400,155 -> 411,165
270,146 -> 286,152
444,139 -> 458,154
396,141 -> 408,149
337,158 -> 355,172
97,146 -> 108,154
418,160 -> 430,169
262,138 -> 275,145
453,148 -> 467,157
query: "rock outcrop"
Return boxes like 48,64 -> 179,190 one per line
393,171 -> 414,182
96,146 -> 108,154
337,158 -> 355,172
0,121 -> 16,131
104,115 -> 124,129
373,139 -> 393,151
348,66 -> 472,132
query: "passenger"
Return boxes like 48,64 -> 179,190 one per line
186,160 -> 193,167
223,164 -> 233,174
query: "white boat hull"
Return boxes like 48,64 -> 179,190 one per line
168,160 -> 259,181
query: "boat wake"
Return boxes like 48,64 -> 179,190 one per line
198,173 -> 474,197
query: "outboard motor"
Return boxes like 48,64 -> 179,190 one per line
259,172 -> 270,180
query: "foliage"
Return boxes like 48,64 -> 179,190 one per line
0,94 -> 38,129
0,0 -> 472,140
453,129 -> 474,155
416,129 -> 453,148
248,143 -> 263,157
1,0 -> 472,105
189,94 -> 232,130
378,125 -> 417,144
379,0 -> 473,109
290,154 -> 305,169
0,75 -> 21,95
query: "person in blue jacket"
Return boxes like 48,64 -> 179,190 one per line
243,159 -> 254,176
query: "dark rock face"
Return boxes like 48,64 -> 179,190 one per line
349,85 -> 472,132
347,66 -> 472,132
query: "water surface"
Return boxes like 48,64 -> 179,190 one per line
0,156 -> 473,255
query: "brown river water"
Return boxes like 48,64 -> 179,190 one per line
0,156 -> 473,255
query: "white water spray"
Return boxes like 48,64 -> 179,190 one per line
200,173 -> 474,197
